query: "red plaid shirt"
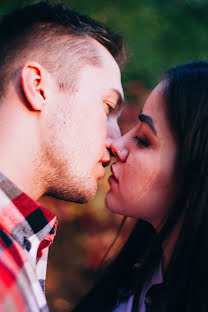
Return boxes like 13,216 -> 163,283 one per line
0,172 -> 57,311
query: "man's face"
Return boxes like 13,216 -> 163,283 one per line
42,41 -> 124,202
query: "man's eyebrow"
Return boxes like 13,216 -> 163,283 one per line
139,114 -> 157,135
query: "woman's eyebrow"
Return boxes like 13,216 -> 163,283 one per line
139,114 -> 157,135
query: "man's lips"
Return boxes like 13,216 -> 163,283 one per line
102,159 -> 111,167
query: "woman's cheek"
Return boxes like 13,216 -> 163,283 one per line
123,159 -> 159,204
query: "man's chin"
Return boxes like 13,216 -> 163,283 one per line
80,184 -> 98,202
45,184 -> 97,203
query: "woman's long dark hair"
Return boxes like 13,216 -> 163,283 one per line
73,61 -> 208,312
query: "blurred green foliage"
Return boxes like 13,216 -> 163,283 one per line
1,0 -> 208,87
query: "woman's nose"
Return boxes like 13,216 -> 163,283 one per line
110,139 -> 129,162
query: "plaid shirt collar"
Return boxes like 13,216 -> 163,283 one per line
0,172 -> 58,291
0,172 -> 57,251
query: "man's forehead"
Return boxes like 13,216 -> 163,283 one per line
92,39 -> 122,79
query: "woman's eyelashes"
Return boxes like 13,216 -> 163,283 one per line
132,135 -> 150,148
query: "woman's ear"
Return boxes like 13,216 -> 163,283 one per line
21,62 -> 47,111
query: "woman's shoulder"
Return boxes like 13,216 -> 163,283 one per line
72,220 -> 156,312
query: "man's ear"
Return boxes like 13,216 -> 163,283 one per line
21,62 -> 47,111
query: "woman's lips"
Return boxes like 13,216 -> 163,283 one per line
108,175 -> 118,185
110,165 -> 119,183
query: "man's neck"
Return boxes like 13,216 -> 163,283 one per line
0,98 -> 45,200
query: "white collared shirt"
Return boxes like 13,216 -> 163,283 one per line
113,262 -> 163,312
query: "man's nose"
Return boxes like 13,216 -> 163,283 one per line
102,148 -> 111,167
106,118 -> 121,149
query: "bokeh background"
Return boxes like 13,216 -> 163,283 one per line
1,0 -> 208,310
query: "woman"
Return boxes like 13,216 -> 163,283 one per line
73,61 -> 208,312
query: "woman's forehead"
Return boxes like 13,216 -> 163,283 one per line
142,83 -> 170,136
143,83 -> 165,116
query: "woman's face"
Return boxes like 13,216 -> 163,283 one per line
105,83 -> 178,229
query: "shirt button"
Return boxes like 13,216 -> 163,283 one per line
23,237 -> 31,251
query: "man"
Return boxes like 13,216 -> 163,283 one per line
0,1 -> 126,311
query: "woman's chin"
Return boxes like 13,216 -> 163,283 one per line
105,191 -> 126,216
105,190 -> 118,212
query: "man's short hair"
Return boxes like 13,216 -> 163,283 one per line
0,1 -> 127,96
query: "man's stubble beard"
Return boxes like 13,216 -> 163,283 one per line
38,142 -> 97,203
45,173 -> 97,203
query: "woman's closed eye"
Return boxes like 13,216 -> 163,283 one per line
132,135 -> 150,148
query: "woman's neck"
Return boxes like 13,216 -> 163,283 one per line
162,222 -> 182,272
